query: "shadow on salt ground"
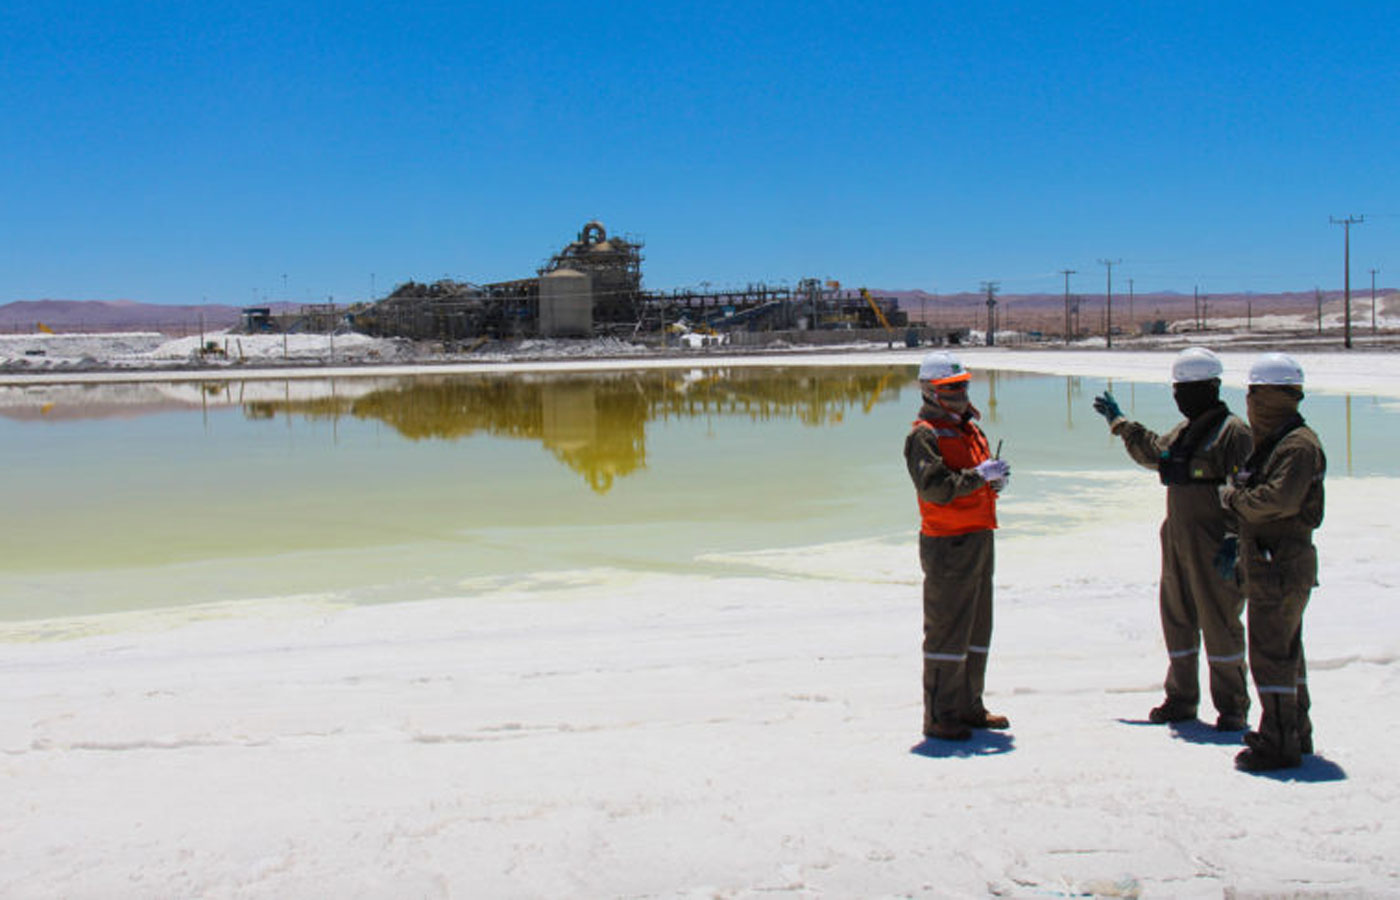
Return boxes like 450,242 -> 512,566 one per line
1115,716 -> 1242,746
909,732 -> 1015,758
1167,718 -> 1251,746
1237,755 -> 1347,783
1116,718 -> 1348,782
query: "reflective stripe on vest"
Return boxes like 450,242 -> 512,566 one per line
912,419 -> 998,537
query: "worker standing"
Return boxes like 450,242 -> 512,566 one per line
904,351 -> 1011,741
1220,353 -> 1326,772
1092,348 -> 1253,731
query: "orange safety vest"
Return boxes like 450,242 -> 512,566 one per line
911,418 -> 998,537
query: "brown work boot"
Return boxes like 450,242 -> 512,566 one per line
1234,745 -> 1301,772
1148,700 -> 1197,724
924,721 -> 973,741
962,711 -> 1010,729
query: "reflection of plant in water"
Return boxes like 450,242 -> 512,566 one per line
243,367 -> 905,492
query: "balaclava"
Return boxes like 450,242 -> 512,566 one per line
1246,385 -> 1303,441
1173,378 -> 1222,420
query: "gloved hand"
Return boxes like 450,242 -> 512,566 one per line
1092,391 -> 1124,425
1213,533 -> 1239,582
974,458 -> 1010,487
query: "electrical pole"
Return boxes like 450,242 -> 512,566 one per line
1194,285 -> 1200,329
1315,287 -> 1323,335
1371,268 -> 1380,335
1098,259 -> 1120,348
1201,293 -> 1208,330
1331,214 -> 1364,349
980,281 -> 1000,347
1128,277 -> 1134,335
1060,269 -> 1076,345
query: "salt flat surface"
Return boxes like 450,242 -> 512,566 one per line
2,350 -> 1398,897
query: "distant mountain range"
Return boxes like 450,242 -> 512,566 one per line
0,299 -> 300,332
0,290 -> 1382,334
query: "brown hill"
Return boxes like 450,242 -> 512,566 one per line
884,289 -> 1366,332
0,300 -> 294,334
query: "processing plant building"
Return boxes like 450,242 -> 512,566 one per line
351,221 -> 905,342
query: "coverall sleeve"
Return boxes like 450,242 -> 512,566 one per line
1214,419 -> 1253,531
1223,436 -> 1322,525
904,427 -> 985,506
1110,419 -> 1174,470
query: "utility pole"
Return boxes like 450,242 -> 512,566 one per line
1060,269 -> 1076,344
1128,277 -> 1135,335
1194,286 -> 1200,329
1098,259 -> 1120,348
1331,214 -> 1364,348
980,281 -> 1000,347
1369,268 -> 1379,335
1315,287 -> 1323,335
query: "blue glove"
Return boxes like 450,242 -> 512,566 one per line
1213,534 -> 1239,581
1092,391 -> 1123,424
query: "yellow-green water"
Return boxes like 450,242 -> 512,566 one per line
2,365 -> 1395,622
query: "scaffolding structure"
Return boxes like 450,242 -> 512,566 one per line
347,221 -> 906,342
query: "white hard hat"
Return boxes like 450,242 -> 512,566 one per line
1171,347 -> 1223,383
918,350 -> 970,385
1247,352 -> 1304,386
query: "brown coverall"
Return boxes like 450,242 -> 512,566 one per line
1112,413 -> 1253,721
1222,424 -> 1326,763
904,403 -> 997,733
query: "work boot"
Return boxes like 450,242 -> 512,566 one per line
962,710 -> 1010,729
1239,696 -> 1302,769
1235,745 -> 1301,772
1148,700 -> 1197,724
924,721 -> 973,741
1249,729 -> 1309,753
1215,713 -> 1248,732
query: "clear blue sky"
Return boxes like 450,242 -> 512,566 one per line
2,1 -> 1397,305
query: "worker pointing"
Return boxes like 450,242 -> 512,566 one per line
1092,347 -> 1253,732
905,351 -> 1011,741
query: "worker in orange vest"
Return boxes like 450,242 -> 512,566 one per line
904,351 -> 1011,741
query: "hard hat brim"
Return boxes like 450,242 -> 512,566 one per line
928,372 -> 972,387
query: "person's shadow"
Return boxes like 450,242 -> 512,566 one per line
1234,754 -> 1348,783
909,731 -> 1016,758
1116,717 -> 1347,782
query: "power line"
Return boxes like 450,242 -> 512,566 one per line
1059,269 -> 1076,345
1330,215 -> 1364,349
980,280 -> 1000,347
1097,259 -> 1121,349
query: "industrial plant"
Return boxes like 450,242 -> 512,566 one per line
345,221 -> 908,342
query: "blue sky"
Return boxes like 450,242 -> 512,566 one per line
2,1 -> 1397,304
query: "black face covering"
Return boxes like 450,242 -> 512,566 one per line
1173,379 -> 1221,420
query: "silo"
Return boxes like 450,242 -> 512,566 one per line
539,268 -> 593,337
